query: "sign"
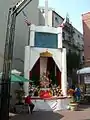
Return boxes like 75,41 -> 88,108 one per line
84,76 -> 90,84
85,84 -> 90,94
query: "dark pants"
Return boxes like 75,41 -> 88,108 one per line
75,95 -> 81,102
29,103 -> 35,114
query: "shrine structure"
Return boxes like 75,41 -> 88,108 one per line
24,24 -> 67,97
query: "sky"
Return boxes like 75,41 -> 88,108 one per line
39,0 -> 90,33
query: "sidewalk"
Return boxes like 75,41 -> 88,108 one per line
10,111 -> 63,120
59,105 -> 90,120
10,105 -> 90,120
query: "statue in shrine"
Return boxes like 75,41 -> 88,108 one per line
40,71 -> 52,88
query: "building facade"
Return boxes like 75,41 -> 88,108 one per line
39,7 -> 84,65
0,1 -> 84,73
39,7 -> 64,27
0,0 -> 39,72
82,12 -> 90,66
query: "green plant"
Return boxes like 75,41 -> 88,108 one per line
15,89 -> 25,104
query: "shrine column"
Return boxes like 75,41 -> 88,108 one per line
61,48 -> 67,97
24,46 -> 30,96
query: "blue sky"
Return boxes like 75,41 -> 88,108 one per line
39,0 -> 90,33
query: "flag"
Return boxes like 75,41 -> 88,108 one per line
58,22 -> 65,28
59,23 -> 65,28
22,11 -> 31,26
58,18 -> 66,28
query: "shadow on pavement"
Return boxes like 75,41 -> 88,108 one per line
10,111 -> 64,120
82,119 -> 90,120
78,105 -> 90,111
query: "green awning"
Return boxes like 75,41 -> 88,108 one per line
11,74 -> 30,82
0,73 -> 32,83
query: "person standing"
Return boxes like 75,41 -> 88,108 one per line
25,92 -> 35,114
75,85 -> 81,103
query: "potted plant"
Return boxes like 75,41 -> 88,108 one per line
15,89 -> 25,105
67,89 -> 78,111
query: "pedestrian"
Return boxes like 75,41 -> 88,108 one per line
75,85 -> 81,103
71,85 -> 76,101
25,92 -> 35,114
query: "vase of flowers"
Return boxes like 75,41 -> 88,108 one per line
67,88 -> 78,111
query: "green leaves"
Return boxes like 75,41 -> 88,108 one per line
67,51 -> 80,71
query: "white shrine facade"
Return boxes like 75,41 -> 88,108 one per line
24,24 -> 67,97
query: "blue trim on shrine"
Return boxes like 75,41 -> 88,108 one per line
34,32 -> 58,48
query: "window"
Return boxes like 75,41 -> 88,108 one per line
69,49 -> 71,53
41,9 -> 44,13
62,32 -> 65,39
82,56 -> 85,61
55,17 -> 59,23
78,34 -> 80,38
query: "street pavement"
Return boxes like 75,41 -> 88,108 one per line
10,111 -> 63,120
58,105 -> 90,120
10,105 -> 90,120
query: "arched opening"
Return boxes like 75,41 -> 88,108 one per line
29,51 -> 61,87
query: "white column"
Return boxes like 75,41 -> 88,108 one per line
45,0 -> 48,26
30,24 -> 35,47
57,27 -> 62,49
61,48 -> 67,97
40,57 -> 47,75
24,46 -> 30,96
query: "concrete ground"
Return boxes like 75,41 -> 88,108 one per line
10,105 -> 90,120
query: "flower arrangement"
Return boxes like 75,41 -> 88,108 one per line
67,88 -> 77,104
39,72 -> 50,88
39,90 -> 53,98
67,88 -> 78,111
67,89 -> 75,97
52,86 -> 62,96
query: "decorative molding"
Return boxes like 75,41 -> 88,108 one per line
40,51 -> 52,57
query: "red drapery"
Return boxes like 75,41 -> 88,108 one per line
56,66 -> 61,87
29,58 -> 40,81
47,57 -> 61,87
29,57 -> 61,87
47,57 -> 54,72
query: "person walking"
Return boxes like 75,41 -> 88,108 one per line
25,92 -> 35,114
75,85 -> 81,103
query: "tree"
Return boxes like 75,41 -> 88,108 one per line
67,51 -> 81,73
67,51 -> 81,84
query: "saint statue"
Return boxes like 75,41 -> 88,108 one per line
40,71 -> 52,88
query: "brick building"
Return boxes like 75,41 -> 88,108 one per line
82,12 -> 90,66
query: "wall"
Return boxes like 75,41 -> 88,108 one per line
82,12 -> 90,66
52,11 -> 64,27
39,9 -> 45,26
73,28 -> 84,50
63,24 -> 83,53
39,8 -> 64,27
0,0 -> 39,72
39,8 -> 53,27
39,8 -> 83,53
48,10 -> 53,27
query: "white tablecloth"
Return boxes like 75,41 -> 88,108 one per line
32,97 -> 70,111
